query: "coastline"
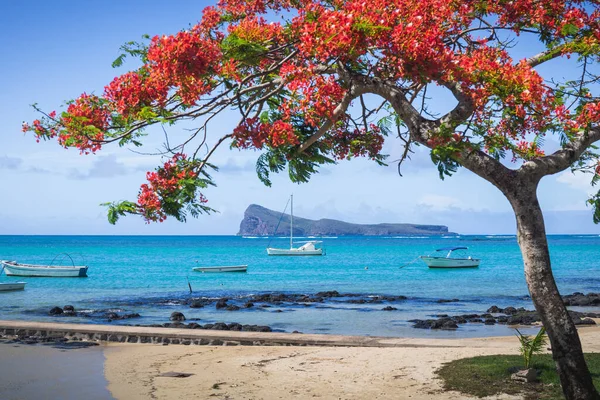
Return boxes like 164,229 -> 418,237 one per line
1,320 -> 598,399
104,326 -> 600,400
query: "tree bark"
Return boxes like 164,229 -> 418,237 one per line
507,180 -> 599,400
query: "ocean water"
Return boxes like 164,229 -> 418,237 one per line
0,235 -> 599,338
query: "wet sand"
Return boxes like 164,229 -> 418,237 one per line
0,343 -> 113,400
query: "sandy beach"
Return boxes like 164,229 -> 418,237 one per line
103,325 -> 600,400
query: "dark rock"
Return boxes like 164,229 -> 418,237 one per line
244,302 -> 254,308
573,318 -> 596,326
242,325 -> 272,332
563,292 -> 600,307
228,323 -> 243,331
436,299 -> 459,303
189,301 -> 204,309
315,291 -> 340,298
188,323 -> 201,329
226,305 -> 240,311
487,306 -> 502,313
170,312 -> 186,321
63,305 -> 75,312
216,299 -> 228,309
212,322 -> 229,330
502,307 -> 518,315
382,306 -> 398,311
436,314 -> 449,318
484,318 -> 496,325
49,307 -> 63,315
441,320 -> 459,329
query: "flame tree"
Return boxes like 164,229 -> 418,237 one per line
24,1 -> 600,398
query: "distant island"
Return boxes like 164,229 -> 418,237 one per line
238,204 -> 456,236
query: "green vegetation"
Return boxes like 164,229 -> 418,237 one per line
437,354 -> 600,400
516,327 -> 548,369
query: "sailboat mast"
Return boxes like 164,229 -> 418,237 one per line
290,194 -> 293,249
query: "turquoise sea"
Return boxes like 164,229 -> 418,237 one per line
0,235 -> 599,338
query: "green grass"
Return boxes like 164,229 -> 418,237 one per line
437,354 -> 600,399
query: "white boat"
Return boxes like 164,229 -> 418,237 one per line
420,247 -> 480,268
0,261 -> 88,277
192,265 -> 248,273
266,195 -> 324,256
0,282 -> 26,291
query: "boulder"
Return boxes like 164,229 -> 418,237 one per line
49,307 -> 63,315
315,291 -> 340,298
215,299 -> 228,309
511,368 -> 538,383
382,306 -> 398,311
63,305 -> 75,312
487,305 -> 502,313
189,300 -> 204,309
170,312 -> 186,321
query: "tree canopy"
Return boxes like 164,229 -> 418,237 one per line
24,0 -> 600,224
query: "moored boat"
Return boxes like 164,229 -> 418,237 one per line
266,195 -> 325,256
0,282 -> 26,291
192,265 -> 248,273
420,247 -> 480,268
267,241 -> 324,256
0,261 -> 88,277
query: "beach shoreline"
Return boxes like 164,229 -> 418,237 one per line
1,320 -> 599,399
103,326 -> 600,400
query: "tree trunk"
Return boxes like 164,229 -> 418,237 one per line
508,181 -> 599,400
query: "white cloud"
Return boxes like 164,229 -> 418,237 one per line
418,194 -> 463,211
556,171 -> 595,194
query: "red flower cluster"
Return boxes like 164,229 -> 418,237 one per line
137,154 -> 202,223
325,124 -> 385,160
233,118 -> 299,149
147,29 -> 222,105
284,74 -> 346,127
59,94 -> 111,153
227,16 -> 284,44
104,71 -> 168,117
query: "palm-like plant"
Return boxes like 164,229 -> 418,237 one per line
516,327 -> 548,369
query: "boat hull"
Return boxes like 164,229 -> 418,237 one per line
267,248 -> 323,256
193,265 -> 247,273
1,261 -> 88,277
0,282 -> 26,292
420,256 -> 480,268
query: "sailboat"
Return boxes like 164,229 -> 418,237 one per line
266,195 -> 324,256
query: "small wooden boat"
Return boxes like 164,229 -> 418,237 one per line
0,282 -> 26,291
192,265 -> 248,273
420,247 -> 480,268
0,261 -> 88,277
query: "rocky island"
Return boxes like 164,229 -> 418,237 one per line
238,204 -> 455,236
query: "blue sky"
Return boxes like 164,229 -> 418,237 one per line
0,0 -> 598,235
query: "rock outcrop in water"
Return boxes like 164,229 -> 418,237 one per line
238,204 -> 455,236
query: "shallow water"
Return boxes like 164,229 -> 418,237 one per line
0,235 -> 598,337
0,343 -> 112,400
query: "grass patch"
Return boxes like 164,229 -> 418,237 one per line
437,354 -> 600,399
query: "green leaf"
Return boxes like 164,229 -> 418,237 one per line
561,23 -> 579,37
